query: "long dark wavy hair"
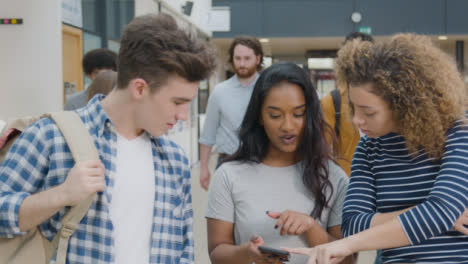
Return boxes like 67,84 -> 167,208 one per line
224,62 -> 333,218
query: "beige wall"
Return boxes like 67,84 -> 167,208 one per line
0,0 -> 63,120
134,0 -> 160,16
158,0 -> 211,34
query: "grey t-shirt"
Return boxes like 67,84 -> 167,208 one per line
206,160 -> 348,264
199,74 -> 259,155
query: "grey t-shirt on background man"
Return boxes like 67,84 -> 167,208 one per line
199,74 -> 259,155
64,90 -> 88,110
206,160 -> 349,264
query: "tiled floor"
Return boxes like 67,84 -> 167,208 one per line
190,153 -> 376,264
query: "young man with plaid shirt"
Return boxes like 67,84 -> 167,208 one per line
0,14 -> 216,263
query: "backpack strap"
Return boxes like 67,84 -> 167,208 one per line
331,89 -> 341,137
42,112 -> 99,264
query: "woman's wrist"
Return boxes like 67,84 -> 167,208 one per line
342,235 -> 361,254
305,220 -> 329,246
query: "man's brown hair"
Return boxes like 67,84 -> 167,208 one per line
117,14 -> 217,91
228,36 -> 264,71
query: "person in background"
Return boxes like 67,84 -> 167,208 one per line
87,70 -> 117,101
199,36 -> 264,190
206,63 -> 350,264
65,48 -> 117,110
286,33 -> 468,264
321,32 -> 374,176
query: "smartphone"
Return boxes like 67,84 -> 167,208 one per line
258,245 -> 290,261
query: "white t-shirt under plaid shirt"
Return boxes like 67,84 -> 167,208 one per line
0,95 -> 194,264
110,133 -> 154,264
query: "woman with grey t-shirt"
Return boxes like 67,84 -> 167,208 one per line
206,63 -> 350,264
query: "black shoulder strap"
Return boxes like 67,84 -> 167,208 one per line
331,89 -> 341,137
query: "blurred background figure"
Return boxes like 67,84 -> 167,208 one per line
198,36 -> 264,191
87,70 -> 117,101
65,48 -> 117,110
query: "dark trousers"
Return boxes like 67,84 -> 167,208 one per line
374,250 -> 382,264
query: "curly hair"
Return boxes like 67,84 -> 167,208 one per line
335,33 -> 466,158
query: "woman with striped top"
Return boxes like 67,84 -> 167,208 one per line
286,33 -> 468,263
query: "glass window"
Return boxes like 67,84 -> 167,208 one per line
83,32 -> 102,89
82,0 -> 99,33
108,0 -> 135,41
107,39 -> 120,53
82,0 -> 134,46
83,32 -> 102,54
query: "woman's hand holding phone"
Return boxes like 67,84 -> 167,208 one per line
267,210 -> 316,236
246,236 -> 285,264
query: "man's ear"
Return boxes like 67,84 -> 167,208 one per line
256,55 -> 261,67
129,78 -> 148,99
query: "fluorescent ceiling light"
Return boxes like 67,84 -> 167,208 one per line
438,36 -> 448,40
308,58 -> 334,69
259,38 -> 269,43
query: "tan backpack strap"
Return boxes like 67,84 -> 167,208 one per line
46,112 -> 100,162
42,112 -> 100,264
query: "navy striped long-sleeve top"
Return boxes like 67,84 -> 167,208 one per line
342,119 -> 468,263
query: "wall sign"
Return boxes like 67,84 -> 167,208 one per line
358,26 -> 372,35
208,7 -> 230,32
61,0 -> 82,28
0,18 -> 23,25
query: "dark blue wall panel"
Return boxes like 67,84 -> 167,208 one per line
263,1 -> 353,37
358,0 -> 444,35
213,0 -> 467,38
447,0 -> 468,34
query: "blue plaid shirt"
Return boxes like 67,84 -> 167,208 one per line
0,96 -> 194,263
